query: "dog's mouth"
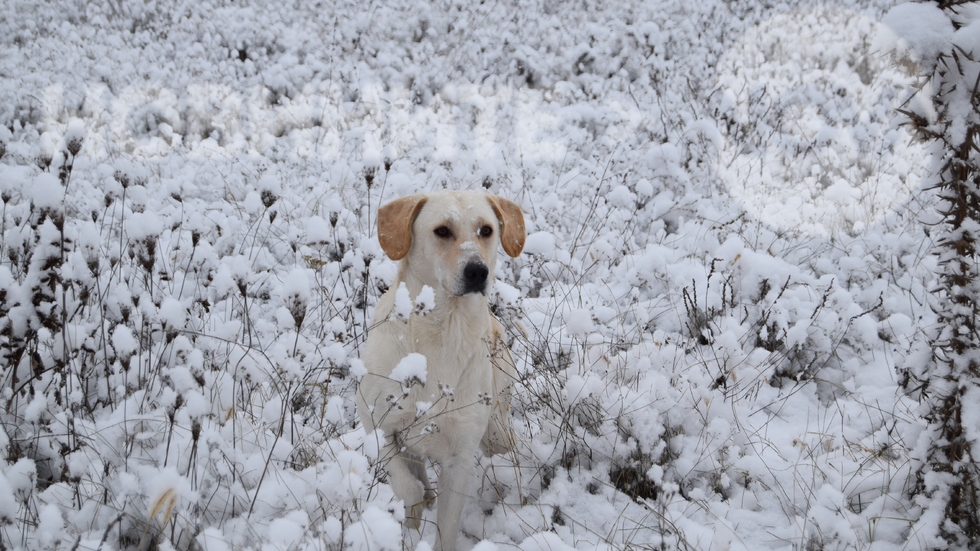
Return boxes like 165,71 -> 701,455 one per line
458,286 -> 487,296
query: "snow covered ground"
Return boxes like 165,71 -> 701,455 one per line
0,0 -> 950,549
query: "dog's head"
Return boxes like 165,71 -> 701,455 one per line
377,190 -> 525,297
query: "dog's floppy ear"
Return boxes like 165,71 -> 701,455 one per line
487,195 -> 526,257
378,194 -> 427,260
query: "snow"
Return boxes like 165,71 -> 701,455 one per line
35,504 -> 64,550
322,395 -> 346,425
875,2 -> 953,69
523,231 -> 557,257
282,267 -> 312,327
493,281 -> 521,305
267,510 -> 309,550
158,297 -> 187,331
415,285 -> 435,315
62,119 -> 85,154
390,353 -> 428,386
563,308 -> 596,336
393,282 -> 412,321
126,211 -> 164,241
31,173 -> 63,210
348,505 -> 404,550
111,325 -> 138,358
0,0 -> 962,549
306,215 -> 332,245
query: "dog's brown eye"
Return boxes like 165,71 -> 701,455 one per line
434,226 -> 452,238
479,225 -> 493,237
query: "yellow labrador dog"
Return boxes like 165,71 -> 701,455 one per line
357,190 -> 525,551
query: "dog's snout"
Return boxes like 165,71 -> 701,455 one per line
462,262 -> 489,294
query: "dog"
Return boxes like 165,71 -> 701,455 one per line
357,190 -> 525,551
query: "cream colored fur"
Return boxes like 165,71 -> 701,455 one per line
357,190 -> 525,551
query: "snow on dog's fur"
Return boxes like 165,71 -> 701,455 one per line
357,190 -> 525,551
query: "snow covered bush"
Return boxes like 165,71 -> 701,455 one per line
0,0 -> 958,549
882,1 -> 980,547
0,119 -> 386,548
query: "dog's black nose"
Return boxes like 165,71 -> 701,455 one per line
462,262 -> 489,294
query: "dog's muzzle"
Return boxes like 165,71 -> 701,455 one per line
461,261 -> 489,295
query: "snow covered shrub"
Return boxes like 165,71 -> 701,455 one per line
883,1 -> 980,546
713,4 -> 927,238
0,117 -> 395,548
0,0 -> 949,548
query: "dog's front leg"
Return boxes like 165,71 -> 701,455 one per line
434,454 -> 476,551
406,455 -> 437,504
381,444 -> 426,529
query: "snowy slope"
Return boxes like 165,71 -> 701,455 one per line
0,0 -> 944,549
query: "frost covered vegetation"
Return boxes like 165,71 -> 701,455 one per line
0,0 -> 977,549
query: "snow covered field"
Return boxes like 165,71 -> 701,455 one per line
0,0 -> 954,549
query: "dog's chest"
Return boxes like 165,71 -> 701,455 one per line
407,318 -> 493,396
393,318 -> 494,456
